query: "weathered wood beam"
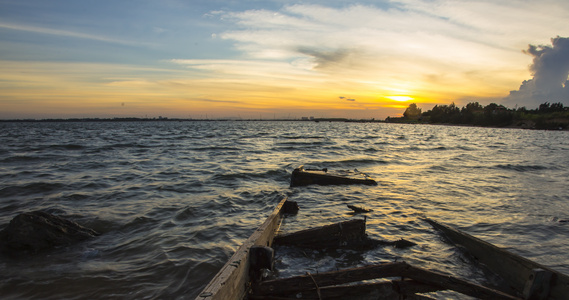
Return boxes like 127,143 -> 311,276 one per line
522,268 -> 553,300
195,197 -> 291,300
273,219 -> 369,249
281,280 -> 444,300
273,281 -> 399,299
254,261 -> 520,300
253,261 -> 408,296
423,218 -> 569,300
251,279 -> 442,299
392,278 -> 445,295
400,264 -> 521,300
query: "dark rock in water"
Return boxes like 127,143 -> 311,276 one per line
0,211 -> 99,255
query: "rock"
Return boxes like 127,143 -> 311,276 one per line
0,211 -> 99,255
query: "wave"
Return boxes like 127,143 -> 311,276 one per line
279,136 -> 326,140
189,146 -> 242,152
1,155 -> 46,163
104,143 -> 152,150
46,144 -> 86,151
0,182 -> 65,197
494,164 -> 549,172
311,158 -> 385,168
274,140 -> 332,147
208,168 -> 289,185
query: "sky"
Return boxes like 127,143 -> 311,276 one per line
1,0 -> 568,120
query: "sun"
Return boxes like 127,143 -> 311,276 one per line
386,96 -> 413,102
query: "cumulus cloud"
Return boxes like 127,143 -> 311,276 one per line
505,36 -> 569,107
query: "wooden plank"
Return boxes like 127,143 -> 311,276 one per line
400,264 -> 521,300
273,281 -> 399,299
423,218 -> 569,299
253,261 -> 408,296
273,219 -> 367,249
284,280 -> 443,300
250,281 -> 439,300
195,197 -> 290,300
393,278 -> 445,295
255,261 -> 518,299
290,165 -> 377,187
523,268 -> 553,300
265,284 -> 438,300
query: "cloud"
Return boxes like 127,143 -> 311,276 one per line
209,1 -> 569,103
297,48 -> 362,70
505,36 -> 569,107
339,96 -> 355,101
0,22 -> 143,46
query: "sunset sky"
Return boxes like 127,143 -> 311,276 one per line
1,0 -> 568,119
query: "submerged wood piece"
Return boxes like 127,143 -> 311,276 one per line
249,246 -> 274,282
290,165 -> 377,187
274,219 -> 415,250
392,278 -> 445,295
282,200 -> 300,215
523,268 -> 553,300
253,261 -> 409,296
383,238 -> 417,249
254,261 -> 518,300
273,281 -> 399,300
423,218 -> 569,300
195,197 -> 290,300
278,279 -> 442,300
273,219 -> 370,249
400,264 -> 521,300
347,204 -> 373,213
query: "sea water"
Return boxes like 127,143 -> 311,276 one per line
0,121 -> 568,299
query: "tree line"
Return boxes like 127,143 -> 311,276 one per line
386,102 -> 569,130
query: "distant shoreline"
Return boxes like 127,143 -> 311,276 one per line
2,117 -> 568,131
0,117 -> 378,123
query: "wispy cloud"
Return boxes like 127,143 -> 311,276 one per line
0,22 -> 144,46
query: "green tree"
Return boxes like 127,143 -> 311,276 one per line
403,103 -> 422,120
461,102 -> 484,124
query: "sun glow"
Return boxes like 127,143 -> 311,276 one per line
386,96 -> 413,102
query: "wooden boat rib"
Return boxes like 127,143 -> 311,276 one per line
423,218 -> 569,300
195,197 -> 294,300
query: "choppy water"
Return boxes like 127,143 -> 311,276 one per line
0,121 -> 568,299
